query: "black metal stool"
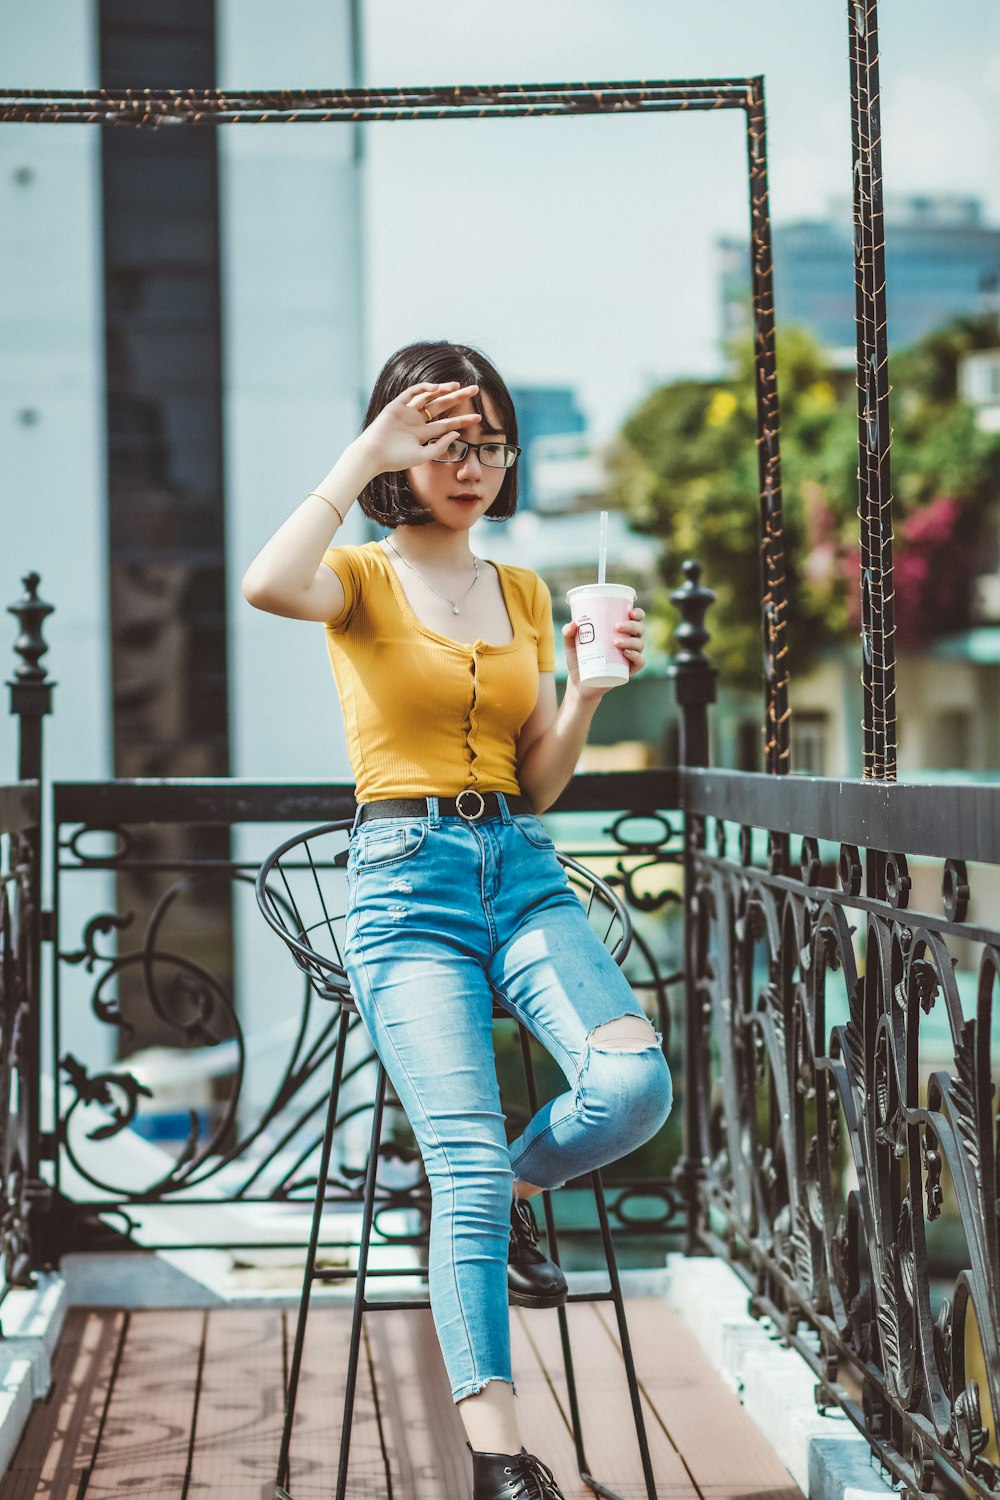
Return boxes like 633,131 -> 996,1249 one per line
256,818 -> 659,1500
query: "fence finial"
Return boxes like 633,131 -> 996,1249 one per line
8,573 -> 54,683
669,560 -> 717,771
7,572 -> 55,782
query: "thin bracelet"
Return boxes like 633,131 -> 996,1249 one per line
307,491 -> 346,527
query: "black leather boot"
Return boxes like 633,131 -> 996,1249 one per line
468,1443 -> 566,1500
507,1196 -> 567,1308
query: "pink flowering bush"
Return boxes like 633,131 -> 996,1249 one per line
841,495 -> 980,648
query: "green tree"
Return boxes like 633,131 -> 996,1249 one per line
610,317 -> 1000,687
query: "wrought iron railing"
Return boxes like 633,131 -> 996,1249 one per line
0,781 -> 42,1313
680,767 -> 1000,1500
39,773 -> 684,1269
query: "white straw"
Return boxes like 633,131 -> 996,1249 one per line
598,510 -> 608,585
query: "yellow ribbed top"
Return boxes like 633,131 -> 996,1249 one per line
321,540 -> 555,802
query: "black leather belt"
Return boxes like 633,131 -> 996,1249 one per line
357,791 -> 533,824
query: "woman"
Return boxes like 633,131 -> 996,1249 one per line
243,341 -> 672,1500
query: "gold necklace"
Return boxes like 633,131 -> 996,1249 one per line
383,537 -> 481,615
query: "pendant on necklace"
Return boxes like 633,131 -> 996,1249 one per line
452,604 -> 460,615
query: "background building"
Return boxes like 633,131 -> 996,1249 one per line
1,0 -> 367,788
507,384 -> 586,511
1,0 -> 366,1094
719,194 -> 1000,360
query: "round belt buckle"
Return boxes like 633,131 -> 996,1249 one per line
456,789 -> 486,822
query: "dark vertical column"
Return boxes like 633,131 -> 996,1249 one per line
100,1 -> 228,785
99,1 -> 232,1051
745,78 -> 790,776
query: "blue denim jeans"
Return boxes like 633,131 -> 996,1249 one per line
343,794 -> 673,1403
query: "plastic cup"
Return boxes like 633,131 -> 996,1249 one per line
566,583 -> 637,689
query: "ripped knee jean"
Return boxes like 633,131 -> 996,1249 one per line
342,794 -> 673,1403
507,1016 -> 672,1192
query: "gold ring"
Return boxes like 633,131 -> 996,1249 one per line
423,402 -> 435,424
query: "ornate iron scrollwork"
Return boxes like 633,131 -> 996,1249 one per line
0,825 -> 39,1293
690,813 -> 1000,1499
44,794 -> 687,1267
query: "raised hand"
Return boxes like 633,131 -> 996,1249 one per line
359,381 -> 482,476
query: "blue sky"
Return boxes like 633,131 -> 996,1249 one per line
361,1 -> 1000,439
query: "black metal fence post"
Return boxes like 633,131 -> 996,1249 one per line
7,572 -> 54,784
669,561 -> 717,1253
6,572 -> 55,1275
670,561 -> 717,771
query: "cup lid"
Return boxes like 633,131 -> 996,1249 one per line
565,583 -> 637,601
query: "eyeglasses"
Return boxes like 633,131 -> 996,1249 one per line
431,439 -> 521,470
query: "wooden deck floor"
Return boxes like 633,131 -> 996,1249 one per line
0,1297 -> 802,1500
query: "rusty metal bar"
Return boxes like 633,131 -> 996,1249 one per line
745,79 -> 790,774
849,1 -> 896,780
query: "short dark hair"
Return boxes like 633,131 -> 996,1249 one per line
357,341 -> 519,528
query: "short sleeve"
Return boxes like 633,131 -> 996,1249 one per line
533,573 -> 556,672
321,546 -> 361,630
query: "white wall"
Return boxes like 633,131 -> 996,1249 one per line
216,1 -> 370,1139
789,655 -> 865,777
0,2 -> 109,792
895,655 -> 993,773
216,0 -> 367,787
0,1 -> 115,1094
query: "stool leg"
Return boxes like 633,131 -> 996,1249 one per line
591,1167 -> 658,1500
335,1058 -> 388,1500
515,1028 -> 595,1481
516,1022 -> 658,1500
276,1003 -> 352,1500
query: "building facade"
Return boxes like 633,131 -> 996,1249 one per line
1,0 -> 366,1091
508,384 -> 586,511
719,194 -> 1000,360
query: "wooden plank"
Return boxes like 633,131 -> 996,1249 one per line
0,1308 -> 102,1482
0,1307 -> 124,1500
510,1306 -> 590,1495
84,1309 -> 204,1500
515,1300 -> 700,1500
1,1295 -> 806,1500
185,1306 -> 284,1500
284,1305 -> 388,1500
367,1307 -> 469,1499
366,1304 -> 589,1500
0,1474 -> 44,1500
592,1300 -> 802,1500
